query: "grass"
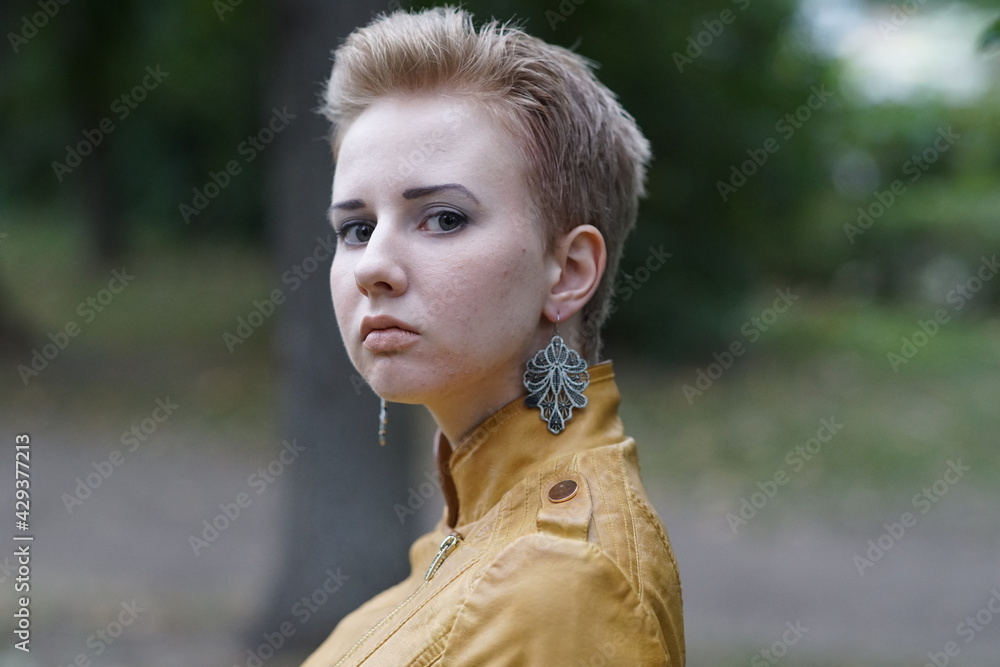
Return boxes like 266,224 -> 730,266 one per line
0,214 -> 279,455
615,286 -> 1000,527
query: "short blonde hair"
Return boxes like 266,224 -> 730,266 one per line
322,6 -> 651,362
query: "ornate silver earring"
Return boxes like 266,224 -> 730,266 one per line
523,314 -> 590,435
378,396 -> 388,446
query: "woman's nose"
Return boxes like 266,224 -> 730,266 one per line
353,222 -> 407,297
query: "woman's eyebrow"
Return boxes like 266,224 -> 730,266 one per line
329,198 -> 366,212
402,183 -> 480,204
328,184 -> 479,218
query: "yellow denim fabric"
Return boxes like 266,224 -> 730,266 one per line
302,361 -> 684,666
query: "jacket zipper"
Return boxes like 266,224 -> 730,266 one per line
423,532 -> 460,581
332,531 -> 463,667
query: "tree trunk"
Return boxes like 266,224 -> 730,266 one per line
68,0 -> 132,268
252,0 -> 417,655
0,275 -> 32,354
79,141 -> 125,267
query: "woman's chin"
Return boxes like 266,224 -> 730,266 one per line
363,371 -> 433,404
357,351 -> 476,404
370,386 -> 427,405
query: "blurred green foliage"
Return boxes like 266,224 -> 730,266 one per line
1,0 -> 997,361
0,0 -> 267,243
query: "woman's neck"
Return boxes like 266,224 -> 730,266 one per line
424,361 -> 526,446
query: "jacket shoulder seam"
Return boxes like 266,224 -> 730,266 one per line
443,533 -> 666,661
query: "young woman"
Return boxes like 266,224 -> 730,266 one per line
304,7 -> 684,665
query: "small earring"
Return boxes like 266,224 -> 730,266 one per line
378,396 -> 388,446
523,313 -> 590,435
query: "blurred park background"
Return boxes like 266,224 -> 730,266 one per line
1,0 -> 999,664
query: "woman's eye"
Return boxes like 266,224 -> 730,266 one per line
425,210 -> 467,232
337,222 -> 374,245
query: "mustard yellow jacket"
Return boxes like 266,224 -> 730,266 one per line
303,361 -> 684,666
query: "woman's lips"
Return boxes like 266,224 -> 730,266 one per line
363,327 -> 419,352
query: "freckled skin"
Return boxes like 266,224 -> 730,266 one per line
329,95 -> 562,443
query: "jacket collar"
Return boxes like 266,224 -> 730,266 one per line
433,360 -> 624,528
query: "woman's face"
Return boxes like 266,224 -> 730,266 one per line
329,95 -> 555,412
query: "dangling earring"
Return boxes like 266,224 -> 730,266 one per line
523,313 -> 590,435
378,396 -> 388,446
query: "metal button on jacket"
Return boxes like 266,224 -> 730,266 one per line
548,479 -> 579,503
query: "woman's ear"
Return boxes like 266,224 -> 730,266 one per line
544,224 -> 606,322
